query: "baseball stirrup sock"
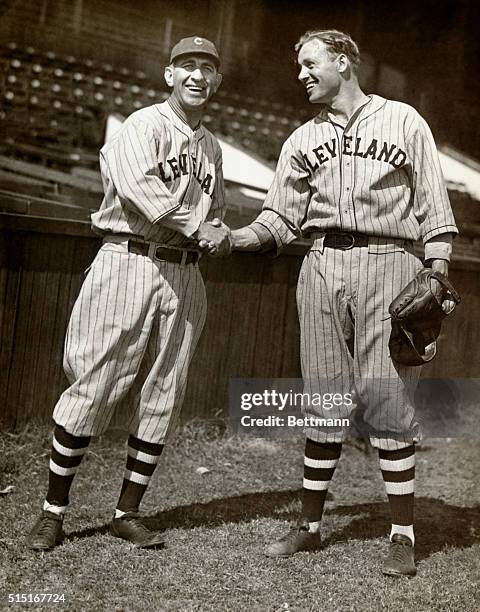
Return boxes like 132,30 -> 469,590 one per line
116,435 -> 164,513
302,440 -> 342,525
46,425 -> 91,509
379,445 -> 415,541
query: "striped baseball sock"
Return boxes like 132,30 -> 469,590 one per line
45,425 -> 91,513
379,445 -> 415,544
116,435 -> 164,514
302,439 -> 342,531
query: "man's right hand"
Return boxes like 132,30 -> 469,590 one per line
194,221 -> 231,257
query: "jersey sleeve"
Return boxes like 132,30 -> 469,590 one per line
424,233 -> 453,261
160,207 -> 201,237
250,136 -> 311,253
101,118 -> 181,224
407,113 -> 458,243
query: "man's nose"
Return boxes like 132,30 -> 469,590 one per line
298,66 -> 309,82
191,68 -> 205,81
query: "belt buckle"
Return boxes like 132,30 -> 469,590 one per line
338,233 -> 355,250
154,246 -> 170,262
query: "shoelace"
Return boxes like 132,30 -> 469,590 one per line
391,541 -> 410,564
279,526 -> 308,542
38,516 -> 60,537
123,515 -> 151,535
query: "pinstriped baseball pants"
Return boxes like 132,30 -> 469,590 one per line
297,238 -> 424,451
53,241 -> 207,444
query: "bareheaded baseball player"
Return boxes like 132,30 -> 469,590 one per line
231,29 -> 457,576
27,36 -> 231,550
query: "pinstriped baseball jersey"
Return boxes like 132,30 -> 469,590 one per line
246,94 -> 457,449
251,95 -> 457,251
53,95 -> 225,443
92,99 -> 226,246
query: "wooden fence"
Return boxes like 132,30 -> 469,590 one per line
1,213 -> 479,430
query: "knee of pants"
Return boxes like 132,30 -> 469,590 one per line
369,436 -> 419,451
360,398 -> 419,446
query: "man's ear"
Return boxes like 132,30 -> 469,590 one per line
164,64 -> 174,87
336,54 -> 348,74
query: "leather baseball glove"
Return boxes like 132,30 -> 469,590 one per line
388,268 -> 461,366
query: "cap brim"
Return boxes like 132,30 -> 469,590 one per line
171,51 -> 220,67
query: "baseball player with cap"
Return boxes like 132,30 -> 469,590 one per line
231,29 -> 457,576
27,36 -> 230,550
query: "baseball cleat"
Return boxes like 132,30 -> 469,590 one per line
27,510 -> 65,551
382,534 -> 416,577
264,524 -> 321,557
110,513 -> 165,549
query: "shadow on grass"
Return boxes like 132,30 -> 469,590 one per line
148,488 -> 305,528
324,497 -> 480,561
67,491 -> 479,562
66,488 -> 303,542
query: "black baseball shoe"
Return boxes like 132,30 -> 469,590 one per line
382,534 -> 416,577
110,513 -> 165,549
27,510 -> 65,551
264,523 -> 321,557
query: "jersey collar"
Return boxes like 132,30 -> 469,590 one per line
156,98 -> 205,140
356,94 -> 387,120
316,94 -> 388,128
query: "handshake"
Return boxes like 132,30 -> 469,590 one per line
193,218 -> 232,258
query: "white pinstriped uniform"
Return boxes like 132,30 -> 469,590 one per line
53,100 -> 225,444
251,95 -> 458,450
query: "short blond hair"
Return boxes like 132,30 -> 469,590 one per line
295,29 -> 361,70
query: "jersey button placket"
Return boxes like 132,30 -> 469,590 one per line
344,128 -> 357,218
184,135 -> 197,209
342,134 -> 353,217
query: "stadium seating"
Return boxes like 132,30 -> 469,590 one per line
0,42 -> 308,168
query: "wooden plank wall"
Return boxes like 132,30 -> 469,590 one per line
0,214 -> 478,431
0,221 -> 100,428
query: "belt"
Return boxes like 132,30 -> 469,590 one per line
128,240 -> 199,264
321,232 -> 369,250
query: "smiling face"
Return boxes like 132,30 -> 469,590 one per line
297,39 -> 344,105
164,54 -> 222,112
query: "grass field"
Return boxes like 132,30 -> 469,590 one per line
0,423 -> 479,611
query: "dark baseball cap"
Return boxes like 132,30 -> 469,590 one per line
170,36 -> 220,67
